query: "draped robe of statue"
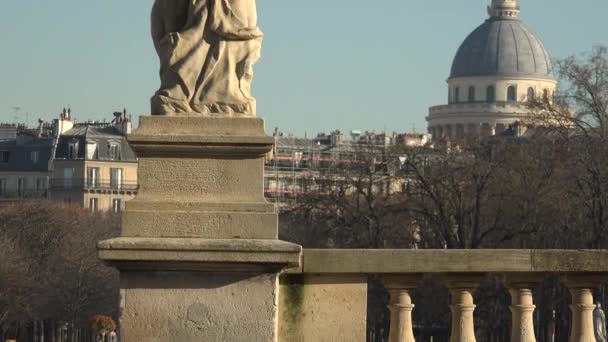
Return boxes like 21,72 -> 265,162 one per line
151,0 -> 263,115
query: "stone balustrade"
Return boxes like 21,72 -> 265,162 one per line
280,249 -> 608,342
428,102 -> 529,116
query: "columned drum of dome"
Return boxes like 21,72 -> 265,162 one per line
427,0 -> 557,140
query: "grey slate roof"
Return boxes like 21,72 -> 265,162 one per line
55,124 -> 137,161
0,137 -> 53,172
450,18 -> 553,80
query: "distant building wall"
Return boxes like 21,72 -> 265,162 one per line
0,171 -> 50,199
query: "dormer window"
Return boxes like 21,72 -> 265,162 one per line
86,141 -> 98,160
68,141 -> 79,159
108,143 -> 121,160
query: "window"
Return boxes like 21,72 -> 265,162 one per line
112,199 -> 122,213
507,86 -> 517,102
468,86 -> 475,102
486,86 -> 496,103
68,141 -> 79,159
18,178 -> 25,197
0,179 -> 5,196
87,167 -> 100,188
110,168 -> 123,190
36,178 -> 46,191
63,168 -> 74,189
108,143 -> 121,160
543,89 -> 549,102
527,87 -> 535,101
454,87 -> 460,103
86,142 -> 98,160
0,151 -> 9,163
89,198 -> 99,213
31,151 -> 39,164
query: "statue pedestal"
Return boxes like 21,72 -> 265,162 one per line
98,116 -> 301,342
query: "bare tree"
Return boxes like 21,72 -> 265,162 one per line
530,46 -> 608,248
281,142 -> 417,249
0,201 -> 120,341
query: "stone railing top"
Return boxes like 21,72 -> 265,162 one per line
287,249 -> 608,274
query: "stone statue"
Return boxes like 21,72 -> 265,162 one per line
151,0 -> 263,116
595,303 -> 608,342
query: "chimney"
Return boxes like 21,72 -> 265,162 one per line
55,108 -> 74,136
113,110 -> 132,135
123,115 -> 132,135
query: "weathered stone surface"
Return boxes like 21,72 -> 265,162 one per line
151,0 -> 263,116
294,250 -> 608,274
122,204 -> 278,239
99,238 -> 301,272
120,272 -> 277,342
278,274 -> 367,342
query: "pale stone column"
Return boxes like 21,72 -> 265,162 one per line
504,274 -> 540,342
563,275 -> 603,342
509,288 -> 536,342
445,274 -> 482,342
383,275 -> 422,342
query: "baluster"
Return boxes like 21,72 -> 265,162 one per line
504,274 -> 540,342
383,275 -> 422,342
563,274 -> 602,342
444,274 -> 482,342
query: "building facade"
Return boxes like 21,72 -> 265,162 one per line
0,109 -> 138,212
264,130 -> 429,205
427,0 -> 556,139
0,126 -> 53,200
50,110 -> 138,212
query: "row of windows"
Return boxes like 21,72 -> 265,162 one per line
0,151 -> 40,164
0,177 -> 48,197
88,198 -> 122,213
68,141 -> 121,160
61,167 -> 124,189
86,167 -> 124,188
450,86 -> 550,103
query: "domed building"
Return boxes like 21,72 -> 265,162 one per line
427,0 -> 556,139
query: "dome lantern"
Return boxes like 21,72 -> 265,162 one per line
488,0 -> 520,19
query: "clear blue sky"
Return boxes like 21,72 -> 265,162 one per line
0,1 -> 606,136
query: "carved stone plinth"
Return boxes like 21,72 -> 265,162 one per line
98,116 -> 301,342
